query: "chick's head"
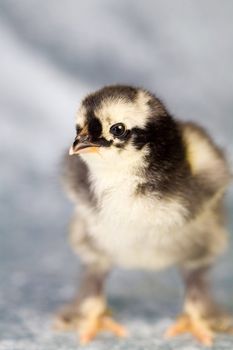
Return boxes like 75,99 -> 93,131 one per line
70,85 -> 183,170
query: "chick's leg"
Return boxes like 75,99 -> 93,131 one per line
165,267 -> 233,346
54,265 -> 127,344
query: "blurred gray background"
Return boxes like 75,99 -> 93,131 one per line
0,1 -> 233,349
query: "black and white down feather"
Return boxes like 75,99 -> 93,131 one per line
56,85 -> 232,345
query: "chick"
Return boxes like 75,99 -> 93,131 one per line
55,85 -> 232,346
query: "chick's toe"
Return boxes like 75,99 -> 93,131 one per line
54,296 -> 127,344
79,313 -> 128,345
165,312 -> 233,347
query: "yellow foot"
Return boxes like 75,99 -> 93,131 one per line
79,313 -> 128,345
165,313 -> 233,347
53,303 -> 128,344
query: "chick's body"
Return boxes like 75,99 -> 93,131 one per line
58,85 -> 232,345
67,149 -> 226,272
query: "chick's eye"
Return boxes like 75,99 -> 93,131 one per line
110,123 -> 126,137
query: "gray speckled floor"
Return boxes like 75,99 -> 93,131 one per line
0,1 -> 233,349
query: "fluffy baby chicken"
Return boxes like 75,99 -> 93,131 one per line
55,85 -> 232,346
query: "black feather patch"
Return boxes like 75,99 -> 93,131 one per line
86,111 -> 102,140
96,137 -> 113,147
76,124 -> 82,135
132,115 -> 191,195
132,115 -> 186,166
83,85 -> 138,110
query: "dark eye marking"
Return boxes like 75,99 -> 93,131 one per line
97,137 -> 113,147
76,124 -> 82,135
87,115 -> 102,140
110,123 -> 126,138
